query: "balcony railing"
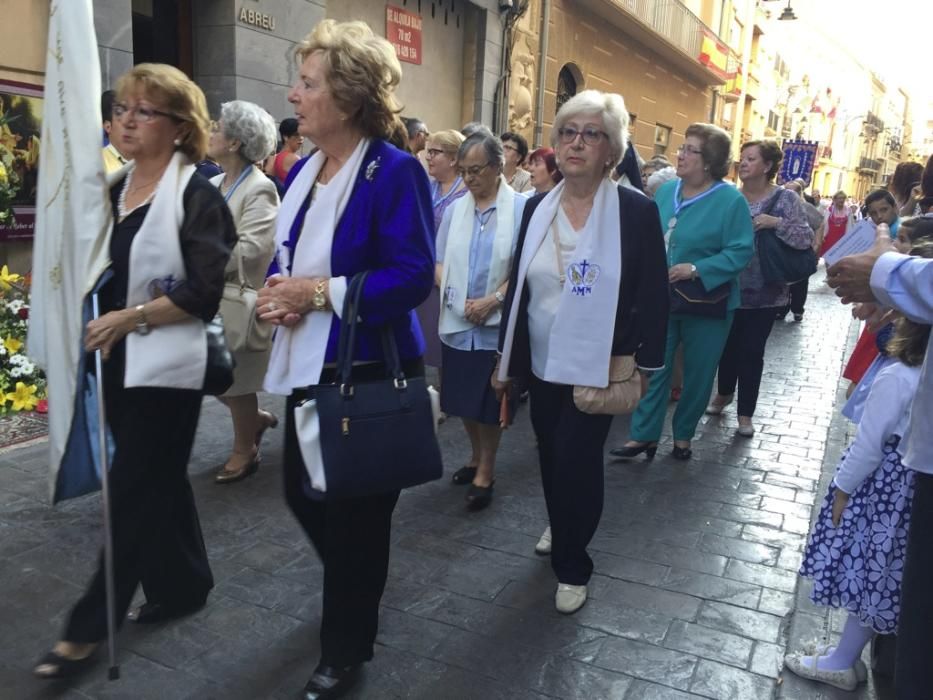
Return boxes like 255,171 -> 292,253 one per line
863,112 -> 885,133
619,0 -> 705,59
859,157 -> 883,172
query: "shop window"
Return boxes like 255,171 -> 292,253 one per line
654,124 -> 671,156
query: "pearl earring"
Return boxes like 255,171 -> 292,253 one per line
173,138 -> 181,146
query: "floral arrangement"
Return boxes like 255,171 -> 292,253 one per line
0,265 -> 46,414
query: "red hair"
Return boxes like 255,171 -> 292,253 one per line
528,147 -> 562,185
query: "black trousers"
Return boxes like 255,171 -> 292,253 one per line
895,471 -> 933,698
716,307 -> 777,417
65,375 -> 212,643
283,360 -> 419,668
529,377 -> 614,586
788,278 -> 808,315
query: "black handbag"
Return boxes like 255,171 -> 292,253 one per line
300,271 -> 443,499
669,278 -> 730,319
756,191 -> 818,284
203,315 -> 236,395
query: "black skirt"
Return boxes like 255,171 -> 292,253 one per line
440,345 -> 502,425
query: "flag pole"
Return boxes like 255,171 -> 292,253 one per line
91,293 -> 120,681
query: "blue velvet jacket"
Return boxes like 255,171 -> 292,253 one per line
273,140 -> 435,363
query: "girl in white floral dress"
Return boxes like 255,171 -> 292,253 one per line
785,278 -> 931,691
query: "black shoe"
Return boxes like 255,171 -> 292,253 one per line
671,445 -> 692,460
301,663 -> 361,700
793,313 -> 804,322
609,442 -> 658,460
452,466 -> 477,485
127,597 -> 207,624
466,482 -> 494,510
33,648 -> 97,680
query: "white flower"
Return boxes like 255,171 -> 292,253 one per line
5,299 -> 23,313
0,343 -> 6,356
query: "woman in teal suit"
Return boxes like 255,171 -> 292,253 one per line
611,123 -> 753,460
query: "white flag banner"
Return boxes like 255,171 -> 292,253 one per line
28,0 -> 111,502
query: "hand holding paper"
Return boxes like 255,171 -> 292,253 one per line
826,223 -> 896,304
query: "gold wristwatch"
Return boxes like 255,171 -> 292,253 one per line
311,279 -> 328,311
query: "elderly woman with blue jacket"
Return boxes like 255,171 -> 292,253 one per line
255,20 -> 434,700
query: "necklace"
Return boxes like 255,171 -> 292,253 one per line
475,207 -> 495,232
118,167 -> 159,220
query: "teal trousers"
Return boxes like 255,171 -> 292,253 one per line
630,312 -> 734,443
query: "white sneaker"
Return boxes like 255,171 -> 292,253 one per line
534,526 -> 552,555
555,583 -> 587,614
736,422 -> 755,437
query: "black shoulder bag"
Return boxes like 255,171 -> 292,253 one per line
304,271 -> 443,499
756,191 -> 818,284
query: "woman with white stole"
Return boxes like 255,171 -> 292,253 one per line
494,91 -> 669,613
436,131 -> 525,510
35,64 -> 235,679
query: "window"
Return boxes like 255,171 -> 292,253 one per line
654,124 -> 671,156
556,66 -> 578,115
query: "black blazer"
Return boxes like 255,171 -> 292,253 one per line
499,185 -> 669,383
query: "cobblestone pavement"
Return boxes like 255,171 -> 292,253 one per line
0,276 -> 890,699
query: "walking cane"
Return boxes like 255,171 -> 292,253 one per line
91,293 -> 120,680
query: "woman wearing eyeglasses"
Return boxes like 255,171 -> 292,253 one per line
611,123 -> 753,462
436,130 -> 526,510
35,64 -> 235,679
494,91 -> 669,613
417,129 -> 467,369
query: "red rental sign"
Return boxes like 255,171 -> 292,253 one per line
386,5 -> 422,65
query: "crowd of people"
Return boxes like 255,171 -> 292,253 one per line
30,15 -> 933,700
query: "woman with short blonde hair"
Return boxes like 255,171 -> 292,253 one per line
35,64 -> 236,679
258,19 -> 435,698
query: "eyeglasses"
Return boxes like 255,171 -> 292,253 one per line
425,148 -> 450,159
113,103 -> 175,123
458,163 -> 493,178
557,126 -> 608,146
502,143 -> 518,152
677,145 -> 703,156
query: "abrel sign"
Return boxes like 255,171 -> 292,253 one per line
386,5 -> 423,65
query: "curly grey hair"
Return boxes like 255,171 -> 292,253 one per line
219,100 -> 277,164
457,131 -> 505,172
551,90 -> 630,174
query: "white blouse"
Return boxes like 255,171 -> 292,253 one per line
526,207 -> 581,380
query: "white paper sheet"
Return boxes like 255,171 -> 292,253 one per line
823,219 -> 877,267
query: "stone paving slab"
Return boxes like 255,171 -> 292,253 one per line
0,276 -> 887,699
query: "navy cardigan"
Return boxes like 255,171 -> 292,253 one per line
499,186 -> 670,383
275,140 -> 435,363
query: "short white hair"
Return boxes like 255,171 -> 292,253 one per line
219,100 -> 277,163
646,166 -> 677,196
551,90 -> 630,172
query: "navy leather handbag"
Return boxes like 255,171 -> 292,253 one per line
302,272 -> 443,499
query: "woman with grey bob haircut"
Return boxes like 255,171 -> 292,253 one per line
551,90 -> 629,175
206,100 -> 280,484
216,100 -> 277,164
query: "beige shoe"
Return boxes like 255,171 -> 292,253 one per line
736,422 -> 755,437
705,394 -> 733,415
535,526 -> 552,555
555,583 -> 587,614
783,652 -> 860,691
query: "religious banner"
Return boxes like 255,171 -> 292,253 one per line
0,79 -> 43,241
779,140 -> 819,185
386,5 -> 422,65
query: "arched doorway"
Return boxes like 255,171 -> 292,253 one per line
556,64 -> 583,114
